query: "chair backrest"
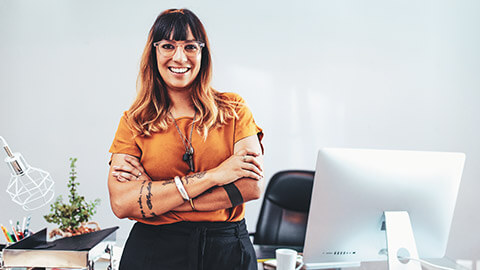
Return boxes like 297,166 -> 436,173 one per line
253,170 -> 315,246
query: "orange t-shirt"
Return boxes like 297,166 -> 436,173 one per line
109,92 -> 263,225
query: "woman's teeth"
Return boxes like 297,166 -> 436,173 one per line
169,67 -> 189,74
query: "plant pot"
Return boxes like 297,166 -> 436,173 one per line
49,221 -> 101,238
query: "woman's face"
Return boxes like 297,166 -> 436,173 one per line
156,29 -> 202,92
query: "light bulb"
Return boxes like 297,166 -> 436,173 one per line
1,136 -> 55,211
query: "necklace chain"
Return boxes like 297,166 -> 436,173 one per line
170,110 -> 196,172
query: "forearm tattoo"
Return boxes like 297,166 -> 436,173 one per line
146,181 -> 153,210
184,171 -> 206,184
162,179 -> 174,186
161,172 -> 206,187
138,181 -> 147,219
138,180 -> 158,218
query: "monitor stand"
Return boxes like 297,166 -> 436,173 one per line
305,211 -> 422,270
384,211 -> 422,270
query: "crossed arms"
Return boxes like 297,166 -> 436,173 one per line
107,134 -> 264,219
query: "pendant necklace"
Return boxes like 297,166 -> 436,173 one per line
170,110 -> 196,172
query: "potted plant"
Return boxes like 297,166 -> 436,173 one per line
44,158 -> 101,237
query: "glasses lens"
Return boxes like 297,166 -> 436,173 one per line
183,42 -> 201,57
157,41 -> 176,57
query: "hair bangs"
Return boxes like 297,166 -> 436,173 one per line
171,18 -> 189,40
152,10 -> 204,42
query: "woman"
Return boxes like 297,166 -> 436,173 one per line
108,8 -> 264,270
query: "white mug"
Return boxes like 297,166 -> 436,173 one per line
276,248 -> 303,270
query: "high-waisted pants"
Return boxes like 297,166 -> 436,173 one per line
119,219 -> 257,270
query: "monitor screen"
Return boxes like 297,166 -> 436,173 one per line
303,148 -> 465,268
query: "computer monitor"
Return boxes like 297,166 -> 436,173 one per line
303,148 -> 465,269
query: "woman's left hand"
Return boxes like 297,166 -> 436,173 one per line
111,154 -> 151,182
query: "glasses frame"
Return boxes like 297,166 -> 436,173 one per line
153,40 -> 205,58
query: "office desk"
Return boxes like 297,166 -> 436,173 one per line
4,244 -> 468,270
254,245 -> 471,270
260,258 -> 469,270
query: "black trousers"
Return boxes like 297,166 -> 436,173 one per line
119,219 -> 257,270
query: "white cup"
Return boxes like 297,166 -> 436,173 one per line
276,248 -> 298,270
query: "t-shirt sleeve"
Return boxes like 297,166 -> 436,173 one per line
109,112 -> 142,158
233,95 -> 264,153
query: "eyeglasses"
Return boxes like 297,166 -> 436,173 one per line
153,40 -> 205,58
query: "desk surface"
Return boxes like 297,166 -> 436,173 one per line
255,244 -> 303,261
1,244 -> 471,270
85,258 -> 472,270
254,245 -> 470,270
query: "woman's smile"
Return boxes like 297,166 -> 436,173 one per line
169,66 -> 191,74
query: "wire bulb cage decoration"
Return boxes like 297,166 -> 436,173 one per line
1,136 -> 54,211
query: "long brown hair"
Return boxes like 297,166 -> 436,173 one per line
128,8 -> 238,138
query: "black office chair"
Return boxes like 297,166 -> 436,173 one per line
252,170 -> 315,246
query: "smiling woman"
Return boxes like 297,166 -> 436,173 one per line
107,8 -> 264,270
154,34 -> 203,90
154,39 -> 204,90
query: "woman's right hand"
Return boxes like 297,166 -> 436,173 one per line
111,154 -> 151,182
208,148 -> 263,186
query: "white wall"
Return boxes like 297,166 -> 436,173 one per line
1,0 -> 479,259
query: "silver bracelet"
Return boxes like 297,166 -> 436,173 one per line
174,176 -> 190,201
